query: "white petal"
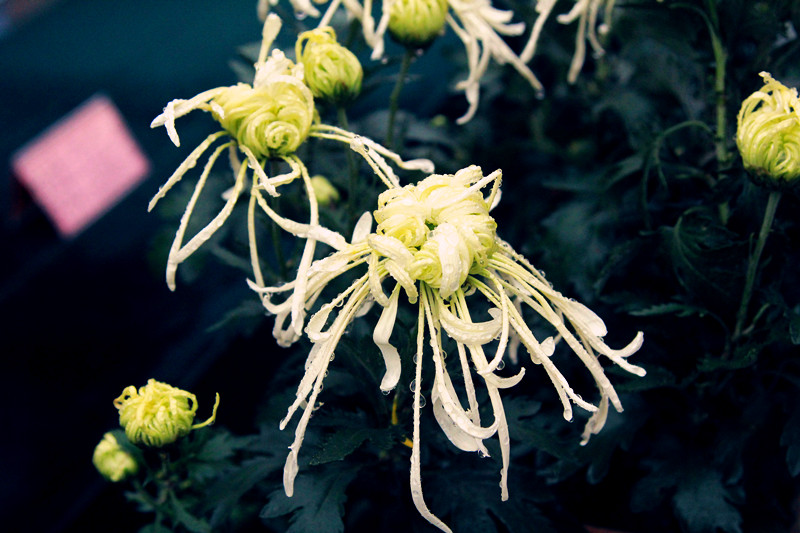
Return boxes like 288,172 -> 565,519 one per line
373,285 -> 402,391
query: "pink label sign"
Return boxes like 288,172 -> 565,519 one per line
11,94 -> 151,237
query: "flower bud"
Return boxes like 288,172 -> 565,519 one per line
114,379 -> 219,448
92,431 -> 139,482
310,175 -> 340,206
736,71 -> 800,189
296,27 -> 363,106
388,0 -> 449,49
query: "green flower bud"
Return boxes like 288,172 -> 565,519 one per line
737,72 -> 800,189
92,431 -> 139,482
310,175 -> 340,206
296,27 -> 363,106
388,0 -> 449,49
114,379 -> 219,448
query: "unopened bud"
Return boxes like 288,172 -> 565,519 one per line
388,0 -> 449,49
92,431 -> 139,482
296,27 -> 363,105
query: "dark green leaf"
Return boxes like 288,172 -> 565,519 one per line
789,309 -> 800,345
781,404 -> 800,476
261,463 -> 357,533
673,468 -> 742,533
169,491 -> 212,533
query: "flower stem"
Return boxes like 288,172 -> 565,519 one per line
338,106 -> 359,217
387,49 -> 414,149
732,190 -> 781,342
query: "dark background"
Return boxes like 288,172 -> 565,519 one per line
0,1 -> 275,531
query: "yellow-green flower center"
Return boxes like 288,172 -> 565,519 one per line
372,167 -> 497,297
211,77 -> 314,159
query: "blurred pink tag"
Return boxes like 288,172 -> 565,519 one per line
11,94 -> 150,237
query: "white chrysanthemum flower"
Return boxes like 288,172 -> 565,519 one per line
520,0 -> 616,83
149,14 -> 433,296
267,0 -> 542,124
251,164 -> 644,532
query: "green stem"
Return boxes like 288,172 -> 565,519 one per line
338,106 -> 359,217
387,49 -> 414,149
732,190 -> 781,342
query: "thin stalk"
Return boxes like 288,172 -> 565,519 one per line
732,190 -> 782,342
338,106 -> 359,217
387,49 -> 414,149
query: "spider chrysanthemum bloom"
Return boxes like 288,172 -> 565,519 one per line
736,71 -> 800,188
92,432 -> 139,482
296,27 -> 363,105
252,165 -> 645,532
150,14 -> 432,292
521,0 -> 616,84
114,379 -> 220,448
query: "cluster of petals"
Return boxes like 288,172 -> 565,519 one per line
250,164 -> 645,532
149,13 -> 432,291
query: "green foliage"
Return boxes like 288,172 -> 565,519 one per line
261,464 -> 357,533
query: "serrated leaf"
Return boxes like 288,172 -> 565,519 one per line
673,468 -> 742,533
261,463 -> 357,533
427,463 -> 556,533
504,396 -> 576,461
629,302 -> 708,318
697,347 -> 758,373
781,405 -> 800,476
200,455 -> 284,528
309,428 -> 372,465
789,309 -> 800,345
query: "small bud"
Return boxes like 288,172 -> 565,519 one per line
736,72 -> 800,189
388,0 -> 449,49
296,27 -> 363,106
114,379 -> 220,448
92,432 -> 139,482
310,175 -> 341,206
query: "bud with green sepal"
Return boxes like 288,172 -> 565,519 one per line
388,0 -> 449,49
296,27 -> 363,106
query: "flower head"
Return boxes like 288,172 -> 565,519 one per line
114,379 -> 220,448
252,165 -> 644,532
296,26 -> 363,105
149,14 -> 432,292
736,72 -> 800,188
92,431 -> 139,482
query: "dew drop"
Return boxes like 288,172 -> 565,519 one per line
381,389 -> 391,396
496,359 -> 505,371
294,10 -> 307,20
409,379 -> 418,393
417,396 -> 427,408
